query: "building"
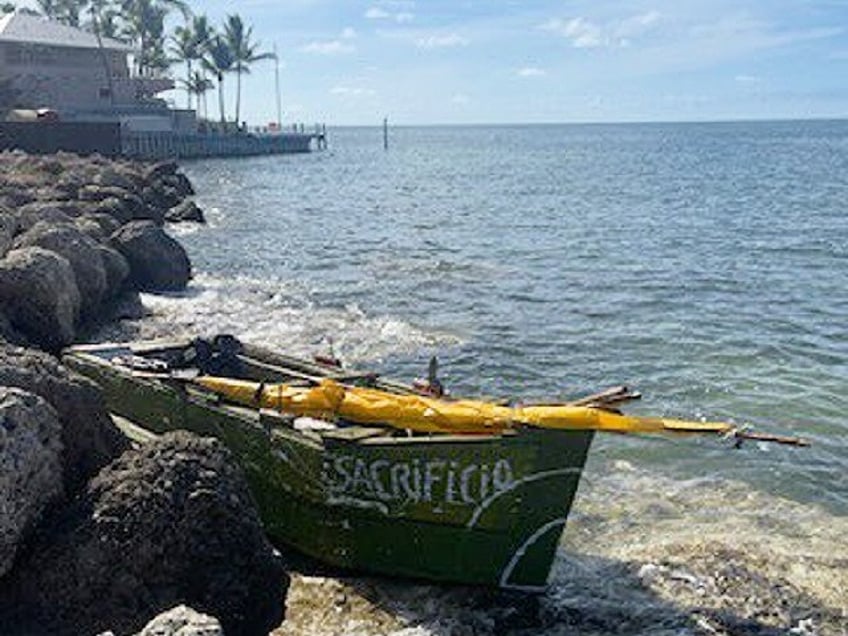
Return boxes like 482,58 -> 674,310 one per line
0,11 -> 173,121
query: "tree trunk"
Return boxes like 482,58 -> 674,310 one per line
235,67 -> 242,126
217,72 -> 225,125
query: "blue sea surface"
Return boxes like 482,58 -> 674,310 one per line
171,120 -> 848,514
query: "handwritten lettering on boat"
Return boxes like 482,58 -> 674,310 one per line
321,455 -> 516,509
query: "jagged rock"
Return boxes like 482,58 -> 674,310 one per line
144,160 -> 179,182
6,432 -> 287,636
91,196 -> 135,225
13,221 -> 109,319
0,247 -> 81,349
165,200 -> 205,224
14,202 -> 76,234
162,172 -> 195,198
78,184 -> 132,203
0,343 -> 128,491
93,167 -> 138,193
0,387 -> 64,578
141,184 -> 181,221
134,605 -> 224,636
80,212 -> 122,238
111,221 -> 191,291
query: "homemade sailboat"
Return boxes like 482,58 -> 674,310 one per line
63,335 -> 806,590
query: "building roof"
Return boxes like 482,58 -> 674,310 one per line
0,11 -> 133,52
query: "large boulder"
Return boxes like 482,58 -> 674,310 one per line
90,196 -> 135,225
111,221 -> 191,291
98,244 -> 131,298
0,247 -> 81,350
13,221 -> 109,320
165,200 -> 205,224
0,387 -> 64,578
5,432 -> 287,636
0,343 -> 128,491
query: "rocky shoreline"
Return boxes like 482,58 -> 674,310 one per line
0,151 -> 285,635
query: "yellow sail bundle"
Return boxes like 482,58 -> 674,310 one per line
194,376 -> 745,437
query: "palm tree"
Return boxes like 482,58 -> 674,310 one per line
178,71 -> 213,118
121,0 -> 188,76
170,24 -> 198,108
203,34 -> 234,125
223,14 -> 273,125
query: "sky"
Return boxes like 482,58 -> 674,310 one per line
93,0 -> 848,125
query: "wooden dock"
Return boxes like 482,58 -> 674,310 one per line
122,130 -> 326,160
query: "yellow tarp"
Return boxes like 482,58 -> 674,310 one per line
195,376 -> 737,437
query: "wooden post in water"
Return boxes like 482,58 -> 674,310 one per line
383,117 -> 388,150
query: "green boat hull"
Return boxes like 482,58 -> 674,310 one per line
64,342 -> 594,589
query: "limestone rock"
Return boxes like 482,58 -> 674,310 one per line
165,200 -> 205,224
0,343 -> 128,491
7,432 -> 287,636
0,387 -> 64,578
0,247 -> 81,350
135,605 -> 224,636
111,221 -> 191,291
13,221 -> 108,319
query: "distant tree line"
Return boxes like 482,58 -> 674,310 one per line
2,0 -> 274,125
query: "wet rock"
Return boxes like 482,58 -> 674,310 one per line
135,605 -> 224,636
111,221 -> 191,291
7,432 -> 286,636
0,387 -> 64,578
165,200 -> 205,224
0,343 -> 128,491
93,167 -> 139,193
13,221 -> 109,319
0,247 -> 81,349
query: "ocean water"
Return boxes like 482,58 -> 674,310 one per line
135,121 -> 848,633
157,121 -> 847,517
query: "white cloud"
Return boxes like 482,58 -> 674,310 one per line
365,7 -> 390,19
301,40 -> 355,55
331,85 -> 376,97
517,66 -> 546,77
365,6 -> 414,22
735,74 -> 760,83
415,33 -> 469,49
451,93 -> 469,104
341,27 -> 356,39
542,11 -> 662,49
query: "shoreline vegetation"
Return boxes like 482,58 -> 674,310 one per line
1,149 -> 846,635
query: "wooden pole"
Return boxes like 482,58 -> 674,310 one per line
274,44 -> 282,130
383,116 -> 388,150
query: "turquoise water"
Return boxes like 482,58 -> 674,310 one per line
167,120 -> 847,514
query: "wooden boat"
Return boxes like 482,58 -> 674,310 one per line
62,336 -> 806,590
